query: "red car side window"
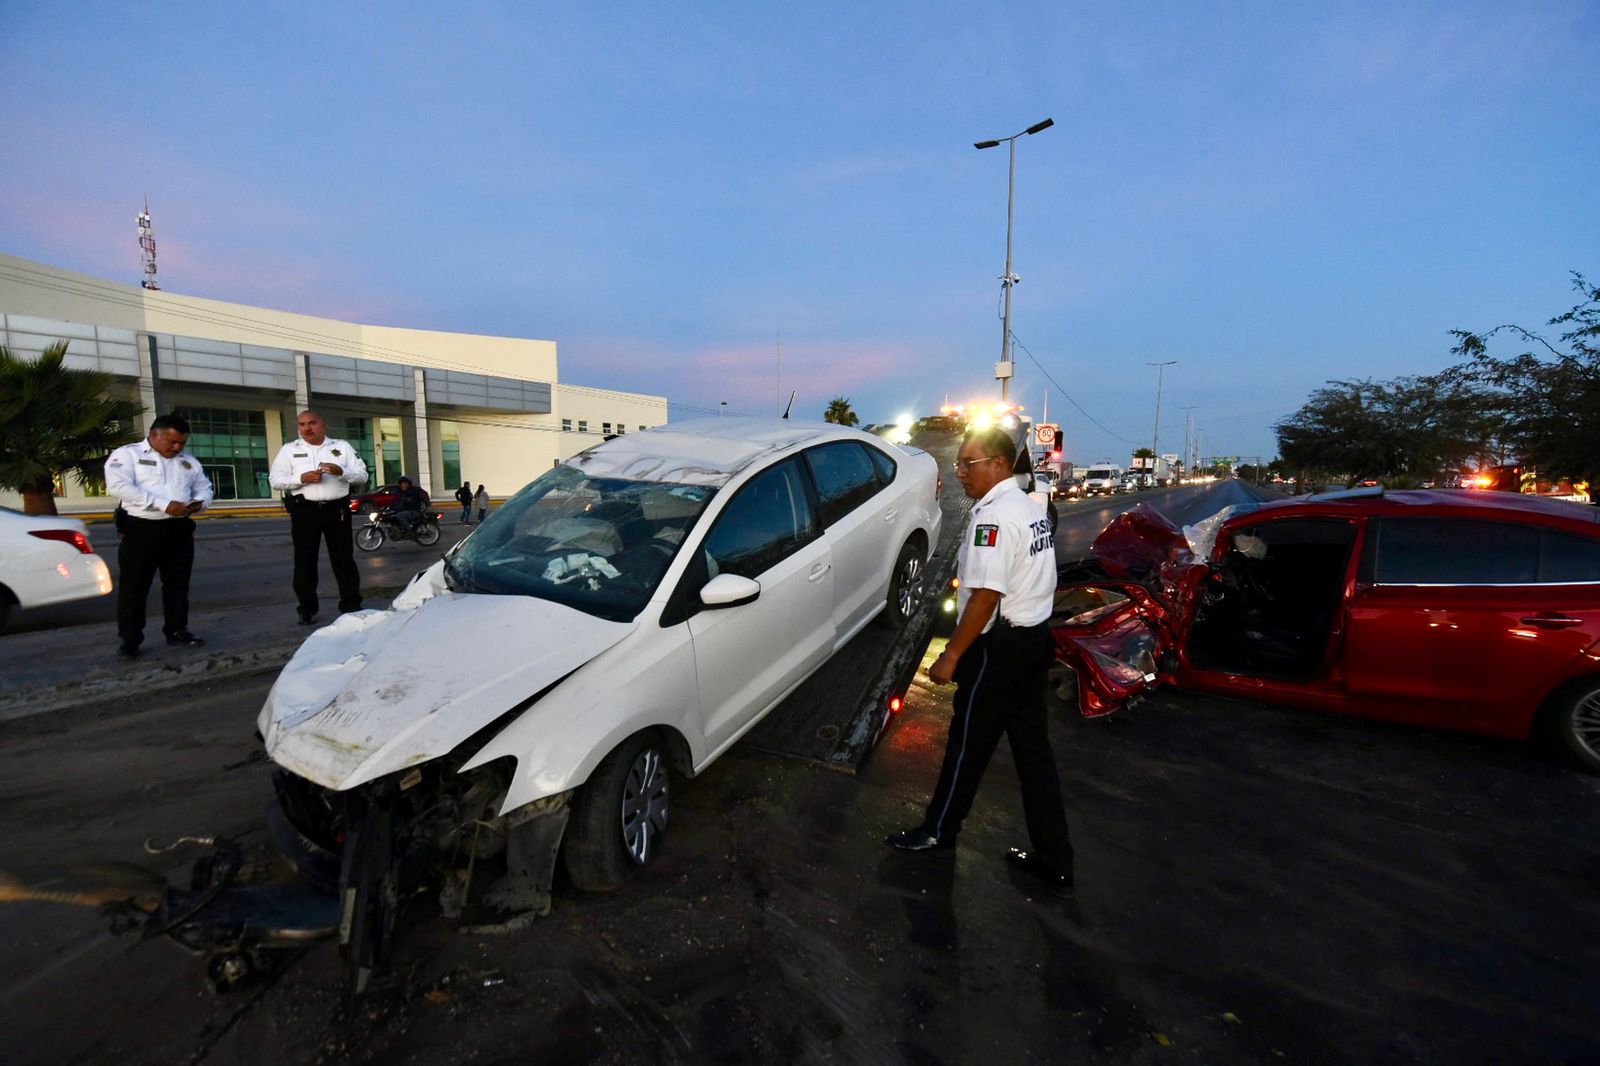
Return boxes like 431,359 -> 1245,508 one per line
1539,530 -> 1600,583
1369,518 -> 1565,585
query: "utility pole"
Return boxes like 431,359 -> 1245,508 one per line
1180,405 -> 1197,481
1147,360 -> 1177,465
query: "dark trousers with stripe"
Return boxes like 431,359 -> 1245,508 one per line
923,622 -> 1074,871
288,496 -> 362,616
116,515 -> 195,645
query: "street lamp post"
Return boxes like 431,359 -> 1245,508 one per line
1148,360 -> 1177,471
975,117 -> 1053,402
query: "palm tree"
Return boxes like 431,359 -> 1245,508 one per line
0,342 -> 144,515
823,396 -> 859,427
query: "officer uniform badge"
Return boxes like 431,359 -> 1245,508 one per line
331,448 -> 341,457
180,460 -> 192,470
974,524 -> 999,547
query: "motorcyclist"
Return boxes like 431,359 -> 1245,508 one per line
384,476 -> 429,535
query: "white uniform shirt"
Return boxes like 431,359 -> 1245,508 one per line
269,437 -> 370,501
956,476 -> 1056,631
104,439 -> 215,520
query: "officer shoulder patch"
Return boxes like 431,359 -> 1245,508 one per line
331,448 -> 341,457
973,524 -> 999,547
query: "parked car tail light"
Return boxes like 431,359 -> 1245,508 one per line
349,499 -> 360,511
888,694 -> 903,714
28,529 -> 93,555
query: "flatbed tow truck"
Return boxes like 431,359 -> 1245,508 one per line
4,429 -> 978,999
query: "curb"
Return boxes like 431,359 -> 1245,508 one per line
0,639 -> 303,723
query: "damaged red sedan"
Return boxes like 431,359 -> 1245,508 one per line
1052,488 -> 1600,773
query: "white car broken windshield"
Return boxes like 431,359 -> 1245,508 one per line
445,465 -> 713,621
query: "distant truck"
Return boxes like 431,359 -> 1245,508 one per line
1129,454 -> 1174,487
1082,461 -> 1123,496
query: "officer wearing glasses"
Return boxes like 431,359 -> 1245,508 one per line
886,425 -> 1074,893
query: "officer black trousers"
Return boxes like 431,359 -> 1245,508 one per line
288,498 -> 362,616
923,623 -> 1074,870
116,515 -> 195,645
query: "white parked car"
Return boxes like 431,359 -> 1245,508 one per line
0,507 -> 112,630
260,418 -> 942,966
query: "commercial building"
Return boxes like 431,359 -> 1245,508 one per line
0,253 -> 666,511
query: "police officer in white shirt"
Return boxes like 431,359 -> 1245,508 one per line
269,409 -> 369,624
887,425 -> 1074,893
104,413 -> 215,658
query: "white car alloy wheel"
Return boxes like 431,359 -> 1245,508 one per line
877,541 -> 925,629
564,731 -> 673,891
620,745 -> 669,865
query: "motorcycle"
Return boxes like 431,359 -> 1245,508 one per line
356,508 -> 442,551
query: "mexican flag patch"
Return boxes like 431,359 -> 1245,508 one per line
973,524 -> 999,547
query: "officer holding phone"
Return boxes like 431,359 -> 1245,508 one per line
269,409 -> 369,624
104,413 -> 214,659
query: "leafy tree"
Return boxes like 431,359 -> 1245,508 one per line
1274,373 -> 1499,488
0,342 -> 143,514
1451,272 -> 1600,493
823,396 -> 859,426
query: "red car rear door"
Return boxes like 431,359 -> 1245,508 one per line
1343,516 -> 1600,738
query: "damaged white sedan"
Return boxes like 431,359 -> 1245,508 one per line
258,417 -> 941,986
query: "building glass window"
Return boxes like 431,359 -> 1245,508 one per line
339,417 -> 376,482
174,406 -> 270,499
562,418 -> 572,432
440,420 -> 462,490
578,420 -> 589,433
603,422 -> 612,434
377,417 -> 403,485
638,425 -> 647,432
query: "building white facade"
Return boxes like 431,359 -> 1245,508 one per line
0,253 -> 667,510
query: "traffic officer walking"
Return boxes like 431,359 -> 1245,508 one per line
104,413 -> 214,658
269,409 -> 369,624
887,425 -> 1075,892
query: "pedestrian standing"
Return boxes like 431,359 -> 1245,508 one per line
455,482 -> 473,523
886,425 -> 1074,893
104,414 -> 214,658
269,410 -> 369,625
474,483 -> 489,523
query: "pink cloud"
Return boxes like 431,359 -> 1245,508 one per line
567,335 -> 919,416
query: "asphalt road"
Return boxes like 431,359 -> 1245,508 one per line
3,635 -> 1597,1062
4,513 -> 479,636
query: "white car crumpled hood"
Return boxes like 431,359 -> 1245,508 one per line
260,593 -> 634,791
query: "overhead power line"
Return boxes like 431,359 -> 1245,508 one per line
1008,334 -> 1142,447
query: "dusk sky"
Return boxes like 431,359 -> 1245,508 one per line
3,2 -> 1595,466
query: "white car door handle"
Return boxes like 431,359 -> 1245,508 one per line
882,508 -> 899,522
808,563 -> 831,582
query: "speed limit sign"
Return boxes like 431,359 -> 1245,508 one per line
1034,423 -> 1058,446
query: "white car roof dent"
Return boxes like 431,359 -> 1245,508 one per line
261,594 -> 634,791
563,416 -> 850,487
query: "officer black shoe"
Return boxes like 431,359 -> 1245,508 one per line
886,826 -> 955,852
165,630 -> 206,647
116,641 -> 141,660
1004,847 -> 1074,893
296,611 -> 318,626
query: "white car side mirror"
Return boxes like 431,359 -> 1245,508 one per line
700,573 -> 761,609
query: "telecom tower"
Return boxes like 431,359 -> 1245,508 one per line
137,199 -> 159,290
